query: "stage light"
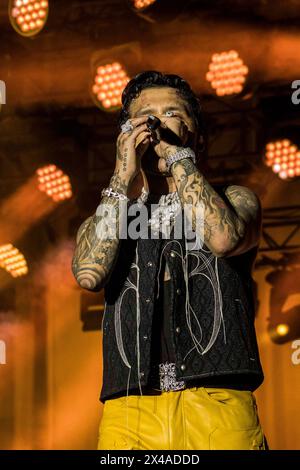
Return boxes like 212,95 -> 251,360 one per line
269,323 -> 290,343
0,244 -> 28,278
90,43 -> 142,112
9,0 -> 49,37
131,0 -> 157,10
266,264 -> 300,345
264,139 -> 300,180
91,61 -> 130,112
263,127 -> 300,181
276,323 -> 290,337
206,50 -> 248,97
128,0 -> 187,23
36,164 -> 72,202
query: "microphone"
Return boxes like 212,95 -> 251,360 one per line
146,114 -> 183,147
146,115 -> 161,131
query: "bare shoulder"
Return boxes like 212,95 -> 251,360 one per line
220,185 -> 262,255
224,185 -> 261,222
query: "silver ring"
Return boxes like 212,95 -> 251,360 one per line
121,120 -> 134,134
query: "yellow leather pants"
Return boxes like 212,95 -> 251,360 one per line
97,387 -> 266,450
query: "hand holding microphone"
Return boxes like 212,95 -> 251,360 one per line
146,115 -> 184,147
145,114 -> 195,173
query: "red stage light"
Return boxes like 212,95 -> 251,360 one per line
206,50 -> 248,96
9,0 -> 48,37
0,244 -> 28,278
264,139 -> 300,180
36,164 -> 73,201
91,62 -> 130,111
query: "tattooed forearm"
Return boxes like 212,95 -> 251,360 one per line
72,170 -> 130,291
117,146 -> 128,174
171,158 -> 258,256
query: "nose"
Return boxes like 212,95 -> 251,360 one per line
160,119 -> 168,128
155,116 -> 168,129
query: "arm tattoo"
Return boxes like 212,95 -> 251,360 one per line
72,170 -> 129,290
224,185 -> 260,224
117,146 -> 128,174
171,158 -> 256,255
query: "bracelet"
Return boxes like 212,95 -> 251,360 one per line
101,187 -> 129,201
165,147 -> 196,172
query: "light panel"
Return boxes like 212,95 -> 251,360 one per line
264,139 -> 300,180
91,61 -> 130,112
36,164 -> 72,202
9,0 -> 49,37
206,50 -> 248,96
0,244 -> 28,278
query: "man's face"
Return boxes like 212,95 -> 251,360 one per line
129,87 -> 198,175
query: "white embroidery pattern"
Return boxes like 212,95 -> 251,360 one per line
113,244 -> 143,436
155,238 -> 226,362
111,222 -> 226,438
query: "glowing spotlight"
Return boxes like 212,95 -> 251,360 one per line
132,0 -> 157,10
9,0 -> 49,37
91,61 -> 130,112
0,244 -> 28,278
264,139 -> 300,180
90,43 -> 140,110
128,0 -> 185,22
276,323 -> 290,336
269,323 -> 290,343
36,164 -> 73,202
206,50 -> 248,97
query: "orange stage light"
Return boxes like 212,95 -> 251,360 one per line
91,61 -> 130,112
206,50 -> 248,97
0,243 -> 28,278
276,324 -> 290,337
9,0 -> 49,37
132,0 -> 157,10
264,139 -> 300,180
36,164 -> 73,202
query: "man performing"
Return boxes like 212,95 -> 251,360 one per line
72,71 -> 267,450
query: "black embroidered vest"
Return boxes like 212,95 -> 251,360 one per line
100,185 -> 264,403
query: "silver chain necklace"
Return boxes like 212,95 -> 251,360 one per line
137,188 -> 181,235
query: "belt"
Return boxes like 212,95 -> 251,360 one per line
157,362 -> 186,392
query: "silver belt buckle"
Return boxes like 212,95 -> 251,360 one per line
158,362 -> 186,392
